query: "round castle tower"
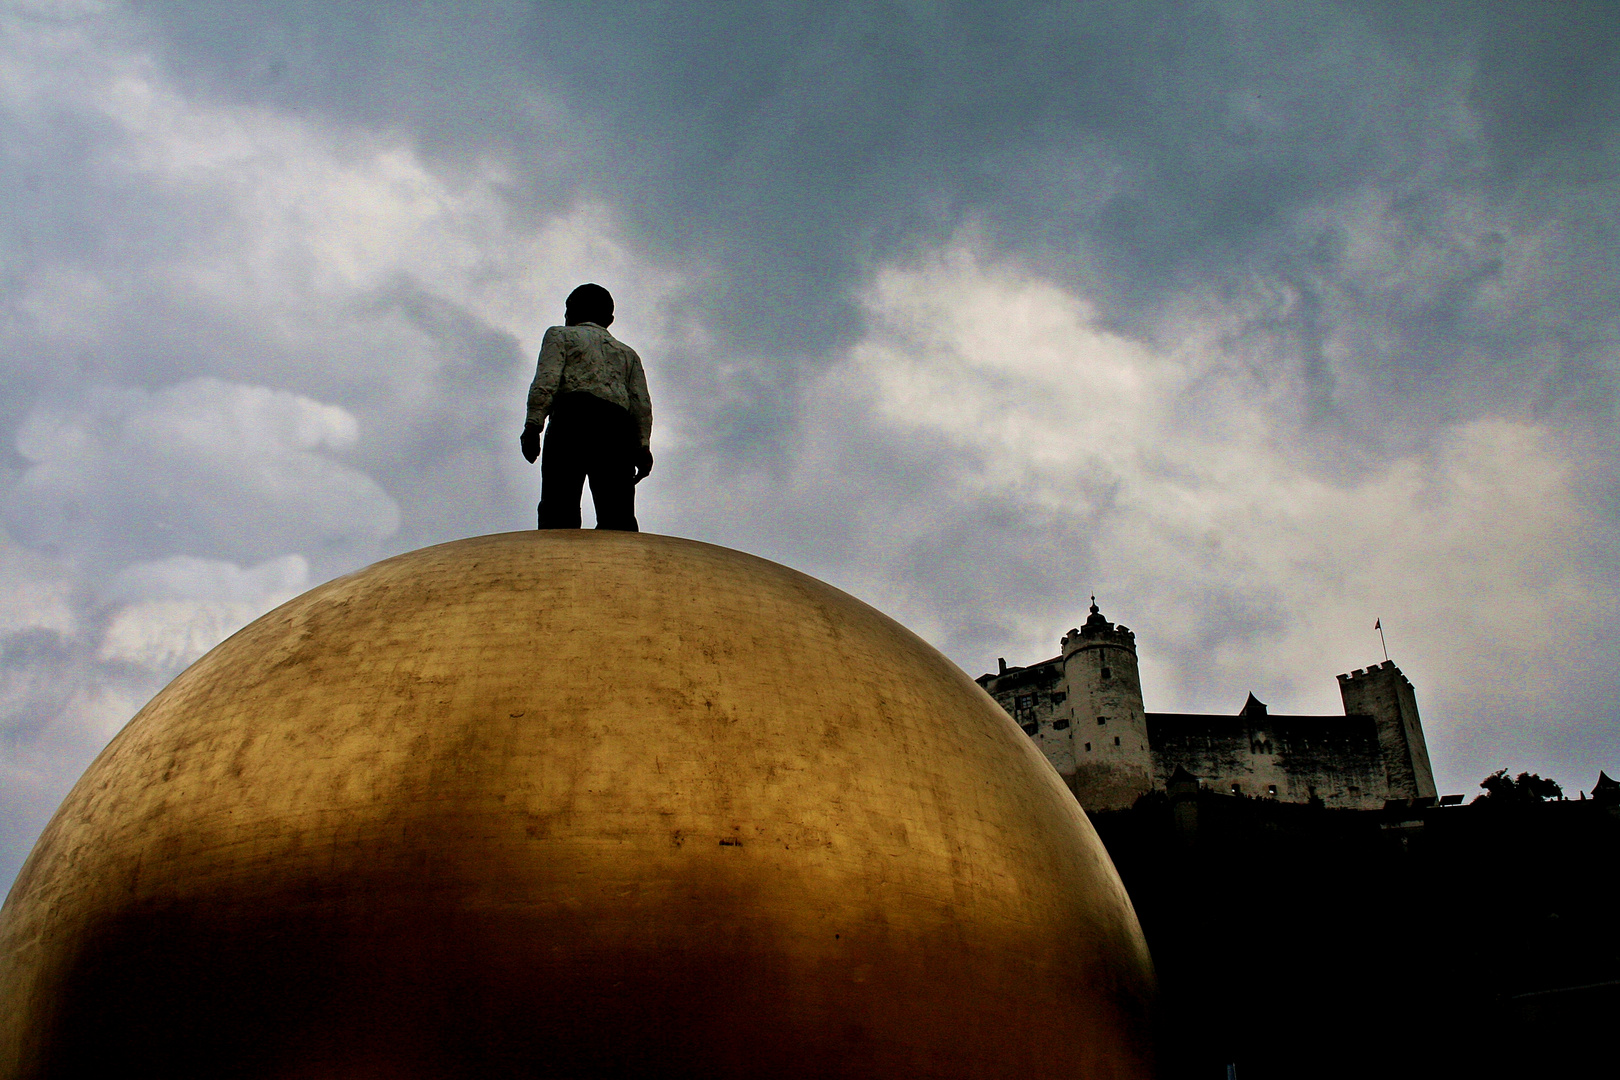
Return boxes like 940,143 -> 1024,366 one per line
1060,600 -> 1154,811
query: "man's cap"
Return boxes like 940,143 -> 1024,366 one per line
565,283 -> 614,323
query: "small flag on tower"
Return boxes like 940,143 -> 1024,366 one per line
1374,619 -> 1381,629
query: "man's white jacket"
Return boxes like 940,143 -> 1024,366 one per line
526,322 -> 653,447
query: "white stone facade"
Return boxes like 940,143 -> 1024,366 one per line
976,603 -> 1438,813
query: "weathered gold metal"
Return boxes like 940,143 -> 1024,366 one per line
0,532 -> 1154,1078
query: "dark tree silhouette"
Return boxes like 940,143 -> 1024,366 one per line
1473,768 -> 1563,804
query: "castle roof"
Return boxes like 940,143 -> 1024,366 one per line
1084,597 -> 1108,630
1069,597 -> 1135,647
1594,770 -> 1619,805
975,656 -> 1062,690
1167,765 -> 1200,796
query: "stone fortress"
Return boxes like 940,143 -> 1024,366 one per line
977,600 -> 1438,812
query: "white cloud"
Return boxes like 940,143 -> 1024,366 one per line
0,0 -> 691,540
818,244 -> 1619,791
0,0 -> 688,380
6,377 -> 400,561
0,534 -> 77,637
99,553 -> 308,668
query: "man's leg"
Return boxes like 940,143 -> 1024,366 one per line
587,440 -> 639,531
537,425 -> 587,529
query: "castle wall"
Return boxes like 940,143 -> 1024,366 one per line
1145,714 -> 1391,810
979,614 -> 1437,814
1270,716 -> 1392,808
978,658 -> 1073,776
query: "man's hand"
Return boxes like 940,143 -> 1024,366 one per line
520,422 -> 541,464
634,446 -> 654,484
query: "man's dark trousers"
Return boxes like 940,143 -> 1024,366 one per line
538,391 -> 639,531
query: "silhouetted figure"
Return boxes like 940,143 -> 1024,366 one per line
521,284 -> 653,530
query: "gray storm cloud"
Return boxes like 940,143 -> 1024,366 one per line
133,1 -> 1620,415
7,378 -> 398,562
0,0 -> 1615,891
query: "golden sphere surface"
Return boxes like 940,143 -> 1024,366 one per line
0,532 -> 1153,1078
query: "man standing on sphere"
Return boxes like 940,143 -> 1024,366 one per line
520,284 -> 653,530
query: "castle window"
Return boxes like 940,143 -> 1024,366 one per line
1100,667 -> 1111,680
1230,783 -> 1241,795
1113,736 -> 1120,746
1267,784 -> 1278,796
1052,718 -> 1070,730
1097,716 -> 1107,725
1084,742 -> 1092,752
1016,695 -> 1034,710
1348,785 -> 1361,798
1021,722 -> 1037,736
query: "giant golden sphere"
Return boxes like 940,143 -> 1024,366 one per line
0,532 -> 1153,1079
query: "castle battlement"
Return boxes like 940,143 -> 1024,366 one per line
1337,660 -> 1413,687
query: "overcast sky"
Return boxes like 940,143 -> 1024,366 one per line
2,0 -> 1617,890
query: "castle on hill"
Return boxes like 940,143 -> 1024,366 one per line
976,600 -> 1438,812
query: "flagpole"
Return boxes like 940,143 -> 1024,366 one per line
1376,619 -> 1388,662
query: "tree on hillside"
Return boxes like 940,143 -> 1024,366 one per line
1472,769 -> 1563,804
